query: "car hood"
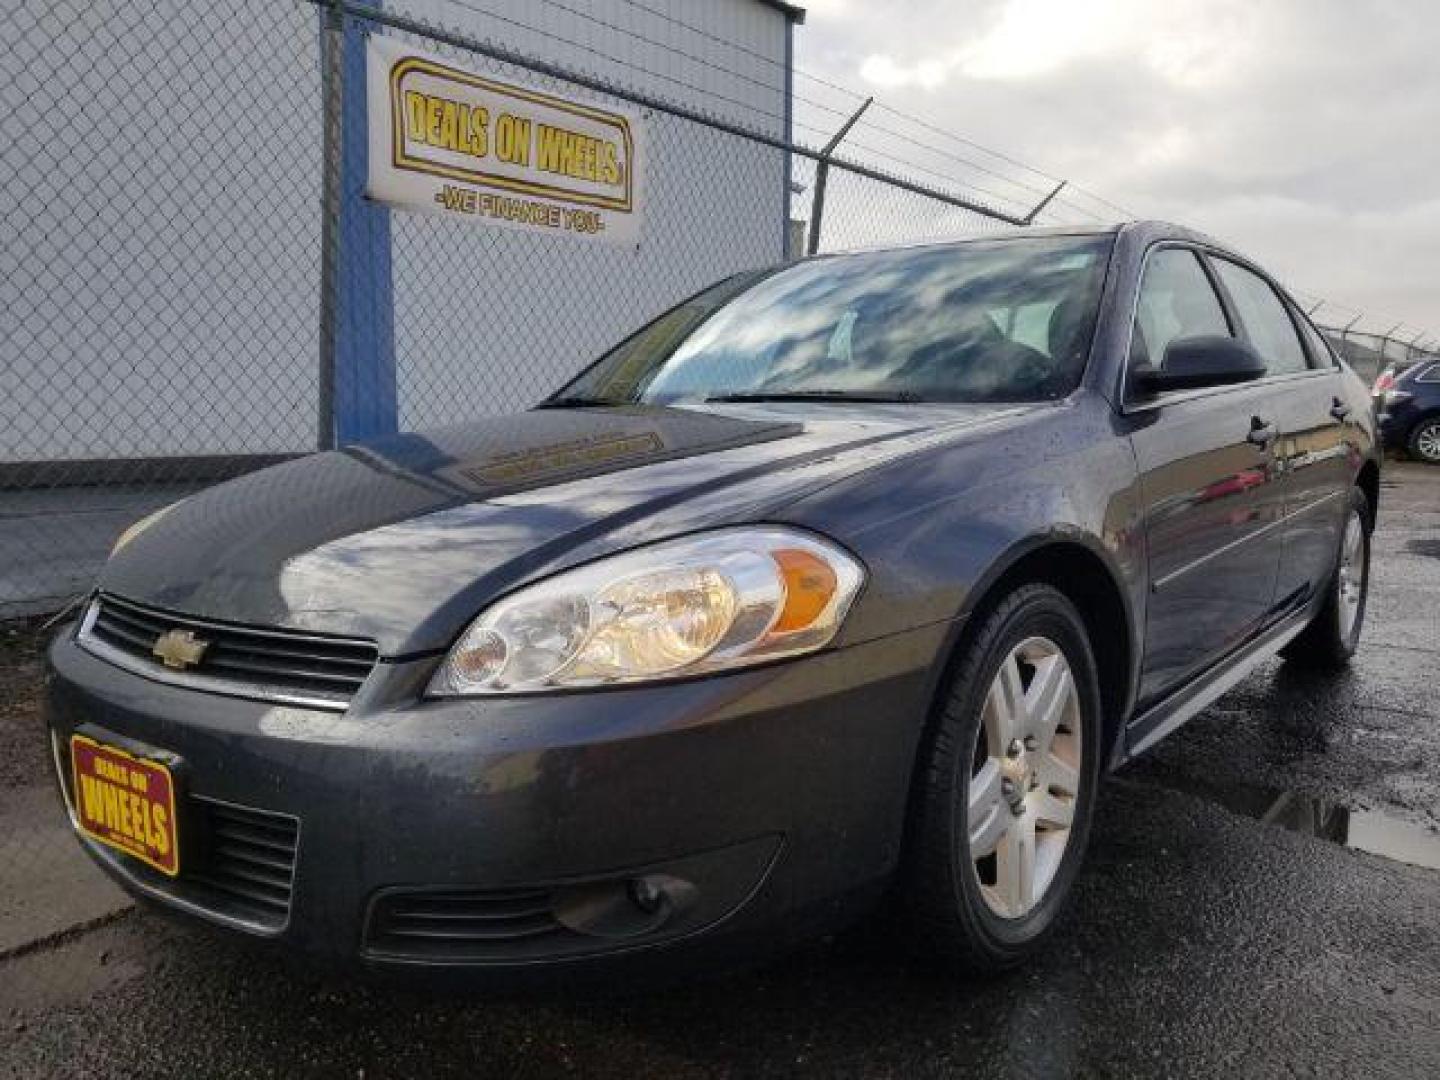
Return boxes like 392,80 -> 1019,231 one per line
100,402 -> 1028,654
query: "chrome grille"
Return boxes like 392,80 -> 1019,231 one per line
79,593 -> 378,709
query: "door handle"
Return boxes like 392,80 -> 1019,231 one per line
1329,397 -> 1351,421
1247,416 -> 1277,448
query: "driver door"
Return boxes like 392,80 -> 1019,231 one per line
1124,246 -> 1288,707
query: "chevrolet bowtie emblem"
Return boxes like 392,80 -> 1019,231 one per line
152,629 -> 209,670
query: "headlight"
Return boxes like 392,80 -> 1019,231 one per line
110,502 -> 179,556
430,527 -> 865,695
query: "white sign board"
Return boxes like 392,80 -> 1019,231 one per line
366,37 -> 643,244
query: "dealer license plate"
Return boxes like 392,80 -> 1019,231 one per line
69,734 -> 180,877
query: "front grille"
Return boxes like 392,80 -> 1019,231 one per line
80,593 -> 378,709
186,798 -> 300,930
365,887 -> 573,961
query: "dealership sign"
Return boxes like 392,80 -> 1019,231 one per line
366,37 -> 643,243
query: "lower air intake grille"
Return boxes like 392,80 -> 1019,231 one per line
365,887 -> 571,961
186,798 -> 300,931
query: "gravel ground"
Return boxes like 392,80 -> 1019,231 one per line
1,463 -> 1437,1079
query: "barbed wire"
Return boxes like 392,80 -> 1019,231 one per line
422,0 -> 1420,337
534,0 -> 1126,220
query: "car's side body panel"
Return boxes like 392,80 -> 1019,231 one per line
1094,222 -> 1379,733
1122,380 -> 1286,707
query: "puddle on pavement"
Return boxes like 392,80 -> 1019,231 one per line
1159,777 -> 1440,871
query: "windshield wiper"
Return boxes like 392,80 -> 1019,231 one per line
535,396 -> 624,409
705,389 -> 922,404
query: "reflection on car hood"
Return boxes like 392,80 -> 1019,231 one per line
100,402 -> 1028,654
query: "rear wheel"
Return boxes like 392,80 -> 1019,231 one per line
900,583 -> 1101,972
1409,417 -> 1440,464
1281,487 -> 1371,669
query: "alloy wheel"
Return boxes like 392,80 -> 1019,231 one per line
967,636 -> 1083,919
1416,420 -> 1440,463
1336,509 -> 1366,644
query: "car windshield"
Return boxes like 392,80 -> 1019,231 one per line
553,234 -> 1114,406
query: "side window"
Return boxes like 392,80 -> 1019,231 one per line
1132,248 -> 1230,371
1212,260 -> 1310,375
1296,312 -> 1338,368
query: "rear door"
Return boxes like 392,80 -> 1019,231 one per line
1208,258 -> 1350,613
1125,246 -> 1289,707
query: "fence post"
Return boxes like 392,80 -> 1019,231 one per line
1405,327 -> 1426,363
807,97 -> 872,256
1339,314 -> 1362,367
316,0 -> 396,449
1021,180 -> 1067,225
1377,322 -> 1403,371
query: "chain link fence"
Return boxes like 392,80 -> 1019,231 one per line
1300,296 -> 1440,385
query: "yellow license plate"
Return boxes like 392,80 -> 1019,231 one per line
70,734 -> 180,877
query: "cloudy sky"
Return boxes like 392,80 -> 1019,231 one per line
793,0 -> 1439,337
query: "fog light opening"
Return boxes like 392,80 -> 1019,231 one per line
553,874 -> 696,940
628,876 -> 665,914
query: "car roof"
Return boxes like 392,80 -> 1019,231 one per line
821,220 -> 1243,261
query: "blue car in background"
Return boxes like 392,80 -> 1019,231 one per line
1378,359 -> 1440,463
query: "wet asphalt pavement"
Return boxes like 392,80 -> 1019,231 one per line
2,464 -> 1437,1079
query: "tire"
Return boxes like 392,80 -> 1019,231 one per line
1280,487 -> 1371,669
899,583 -> 1102,972
1409,417 -> 1440,464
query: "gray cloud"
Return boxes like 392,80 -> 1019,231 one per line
795,0 -> 1439,335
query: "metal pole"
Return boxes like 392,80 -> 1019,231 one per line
1405,327 -> 1427,362
808,97 -> 872,256
1337,314 -> 1362,368
316,0 -> 344,450
1021,180 -> 1067,225
1379,322 -> 1403,369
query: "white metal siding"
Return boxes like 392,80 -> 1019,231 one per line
2,0 -> 324,461
391,0 -> 790,430
4,0 -> 791,460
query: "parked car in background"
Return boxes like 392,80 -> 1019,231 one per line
46,221 -> 1380,981
1378,359 -> 1440,463
1372,357 -> 1431,398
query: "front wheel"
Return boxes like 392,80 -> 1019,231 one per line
1409,417 -> 1440,464
900,583 -> 1102,972
1280,487 -> 1371,669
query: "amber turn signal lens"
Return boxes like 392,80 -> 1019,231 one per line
771,548 -> 839,634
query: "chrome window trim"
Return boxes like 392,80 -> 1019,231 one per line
75,597 -> 373,712
1117,239 -> 1335,416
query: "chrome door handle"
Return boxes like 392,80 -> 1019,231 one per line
1330,398 -> 1351,421
1247,416 -> 1277,447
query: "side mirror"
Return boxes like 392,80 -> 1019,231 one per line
1133,335 -> 1267,395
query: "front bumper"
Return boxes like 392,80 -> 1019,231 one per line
45,619 -> 950,975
